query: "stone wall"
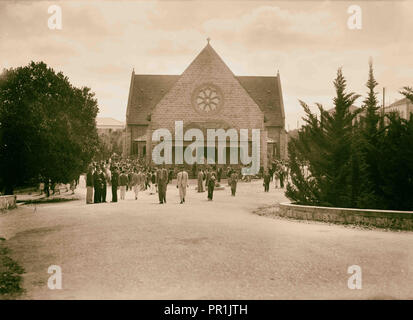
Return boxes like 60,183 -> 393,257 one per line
0,195 -> 17,211
272,202 -> 413,230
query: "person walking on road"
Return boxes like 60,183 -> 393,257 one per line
177,168 -> 189,204
205,168 -> 210,189
86,166 -> 94,204
100,167 -> 107,203
93,166 -> 102,203
207,172 -> 216,201
263,169 -> 271,192
111,166 -> 119,202
150,170 -> 156,194
229,170 -> 238,196
119,170 -> 128,200
131,169 -> 140,200
156,165 -> 168,204
197,169 -> 204,192
274,171 -> 280,189
217,167 -> 223,183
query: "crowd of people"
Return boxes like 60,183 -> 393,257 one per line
264,159 -> 291,192
83,157 -> 290,205
85,157 -> 156,204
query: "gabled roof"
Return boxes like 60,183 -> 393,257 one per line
126,74 -> 179,124
126,44 -> 285,127
236,76 -> 283,126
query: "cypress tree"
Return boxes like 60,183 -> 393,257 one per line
356,60 -> 383,208
377,113 -> 413,210
286,68 -> 360,207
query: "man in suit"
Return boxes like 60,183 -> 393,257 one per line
93,166 -> 102,203
197,169 -> 204,192
156,165 -> 168,204
217,167 -> 223,183
86,166 -> 94,204
119,170 -> 128,200
133,168 -> 146,200
205,167 -> 210,189
131,168 -> 140,200
138,169 -> 146,197
150,170 -> 156,194
226,166 -> 232,186
145,170 -> 151,190
111,166 -> 119,202
263,169 -> 271,192
176,168 -> 189,204
229,170 -> 238,196
168,168 -> 174,184
279,162 -> 286,188
140,167 -> 145,190
127,170 -> 133,192
207,171 -> 216,201
100,166 -> 107,203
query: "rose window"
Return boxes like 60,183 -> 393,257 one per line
193,85 -> 223,113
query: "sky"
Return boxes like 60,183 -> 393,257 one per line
0,0 -> 412,131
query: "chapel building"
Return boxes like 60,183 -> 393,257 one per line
123,41 -> 287,170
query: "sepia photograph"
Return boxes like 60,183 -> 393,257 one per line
0,0 -> 412,307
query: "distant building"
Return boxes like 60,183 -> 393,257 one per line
124,41 -> 287,169
327,105 -> 364,124
96,117 -> 125,135
96,117 -> 125,157
385,97 -> 413,120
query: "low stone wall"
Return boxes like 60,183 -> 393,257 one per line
274,202 -> 413,230
0,195 -> 17,211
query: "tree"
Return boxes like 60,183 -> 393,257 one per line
0,62 -> 99,195
95,129 -> 123,161
286,64 -> 413,211
376,113 -> 413,210
355,60 -> 383,208
370,86 -> 413,210
286,68 -> 360,207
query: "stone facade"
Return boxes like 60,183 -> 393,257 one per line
124,42 -> 287,169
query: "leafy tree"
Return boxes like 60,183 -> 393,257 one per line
0,62 -> 99,195
95,129 -> 123,161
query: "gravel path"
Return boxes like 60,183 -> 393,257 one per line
1,180 -> 412,299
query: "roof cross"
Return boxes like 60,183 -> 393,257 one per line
207,37 -> 211,44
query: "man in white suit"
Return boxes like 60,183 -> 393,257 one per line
176,168 -> 189,204
131,167 -> 145,200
